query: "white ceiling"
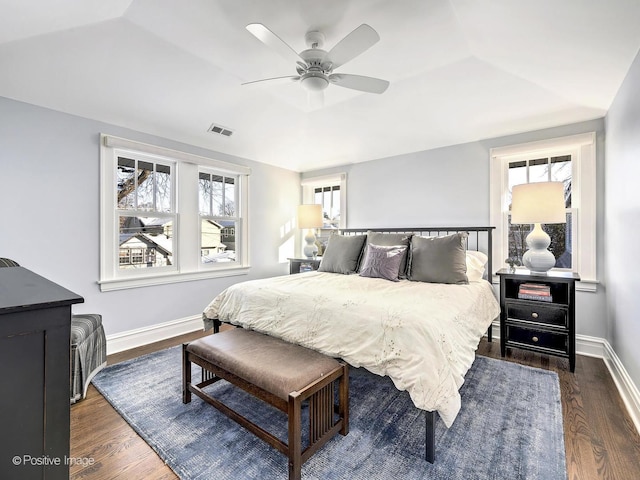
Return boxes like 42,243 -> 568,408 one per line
1,0 -> 639,172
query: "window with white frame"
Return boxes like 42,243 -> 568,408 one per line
314,185 -> 341,228
490,133 -> 597,290
100,134 -> 250,291
301,174 -> 347,254
198,171 -> 240,264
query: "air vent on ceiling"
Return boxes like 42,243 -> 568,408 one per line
207,123 -> 234,137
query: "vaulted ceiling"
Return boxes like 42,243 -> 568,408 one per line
1,0 -> 639,171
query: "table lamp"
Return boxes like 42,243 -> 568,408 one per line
297,204 -> 323,258
510,182 -> 566,274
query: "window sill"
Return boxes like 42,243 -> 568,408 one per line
98,266 -> 250,292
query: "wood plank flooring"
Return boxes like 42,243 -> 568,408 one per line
70,332 -> 640,479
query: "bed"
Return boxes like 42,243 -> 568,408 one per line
202,227 -> 500,462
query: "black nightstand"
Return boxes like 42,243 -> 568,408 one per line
497,268 -> 580,372
288,257 -> 322,275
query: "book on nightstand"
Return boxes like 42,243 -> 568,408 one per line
518,283 -> 553,302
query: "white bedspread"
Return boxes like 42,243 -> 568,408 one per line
203,271 -> 500,427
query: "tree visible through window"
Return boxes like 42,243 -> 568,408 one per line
117,156 -> 174,269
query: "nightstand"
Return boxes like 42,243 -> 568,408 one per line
497,268 -> 580,372
288,257 -> 322,275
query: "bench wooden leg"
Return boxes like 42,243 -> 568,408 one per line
182,344 -> 191,404
339,364 -> 349,435
288,392 -> 302,480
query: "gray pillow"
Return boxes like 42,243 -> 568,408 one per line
318,234 -> 366,274
408,233 -> 469,284
359,244 -> 408,282
361,231 -> 413,278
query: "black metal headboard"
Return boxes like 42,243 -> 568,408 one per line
338,226 -> 495,280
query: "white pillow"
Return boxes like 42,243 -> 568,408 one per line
465,251 -> 488,282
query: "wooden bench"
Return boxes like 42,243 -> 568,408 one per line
182,328 -> 349,480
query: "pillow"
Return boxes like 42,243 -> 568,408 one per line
359,244 -> 408,282
318,234 -> 366,274
408,233 -> 469,284
466,251 -> 489,282
361,231 -> 413,278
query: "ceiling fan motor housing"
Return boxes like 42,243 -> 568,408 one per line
299,46 -> 331,92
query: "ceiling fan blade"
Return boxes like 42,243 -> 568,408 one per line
329,73 -> 389,94
246,23 -> 303,65
326,24 -> 380,69
241,75 -> 300,86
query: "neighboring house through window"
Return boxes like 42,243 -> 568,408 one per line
490,133 -> 597,291
100,134 -> 250,291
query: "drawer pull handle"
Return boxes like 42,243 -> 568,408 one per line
531,312 -> 539,319
532,336 -> 539,343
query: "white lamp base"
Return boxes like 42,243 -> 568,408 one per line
303,229 -> 318,259
522,223 -> 556,274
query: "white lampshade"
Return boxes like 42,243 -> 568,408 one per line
297,204 -> 323,229
510,181 -> 566,274
511,182 -> 566,224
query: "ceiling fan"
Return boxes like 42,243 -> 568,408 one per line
242,23 -> 390,98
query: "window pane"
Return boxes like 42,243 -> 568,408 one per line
137,161 -> 155,211
119,216 -> 173,269
155,164 -> 171,213
507,162 -> 527,208
211,175 -> 224,216
550,156 -> 572,208
117,157 -> 136,209
547,212 -> 572,268
198,172 -> 211,215
224,177 -> 235,216
529,158 -> 549,183
201,219 -> 237,263
331,186 -> 340,227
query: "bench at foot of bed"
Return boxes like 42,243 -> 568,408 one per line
182,328 -> 349,480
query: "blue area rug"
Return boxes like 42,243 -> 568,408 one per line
92,347 -> 566,479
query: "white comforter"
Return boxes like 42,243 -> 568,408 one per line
203,271 -> 500,427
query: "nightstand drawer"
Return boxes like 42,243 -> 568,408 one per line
505,302 -> 567,327
506,325 -> 568,353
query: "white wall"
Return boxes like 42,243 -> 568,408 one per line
0,96 -> 300,337
303,119 -> 607,339
605,49 -> 640,389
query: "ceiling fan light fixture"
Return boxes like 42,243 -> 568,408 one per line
301,73 -> 329,92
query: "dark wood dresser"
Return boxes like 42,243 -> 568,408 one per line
0,267 -> 83,479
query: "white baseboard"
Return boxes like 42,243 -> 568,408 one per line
601,340 -> 640,435
106,314 -> 202,355
489,323 -> 640,435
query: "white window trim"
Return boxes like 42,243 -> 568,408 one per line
301,173 -> 347,228
99,134 -> 250,292
490,132 -> 597,292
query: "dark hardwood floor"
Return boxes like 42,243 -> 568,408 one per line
70,331 -> 640,479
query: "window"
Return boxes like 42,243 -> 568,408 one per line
490,133 -> 597,291
302,174 -> 347,254
314,185 -> 341,228
507,155 -> 573,269
100,135 -> 250,291
199,171 -> 239,264
301,174 -> 347,229
116,155 -> 175,270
